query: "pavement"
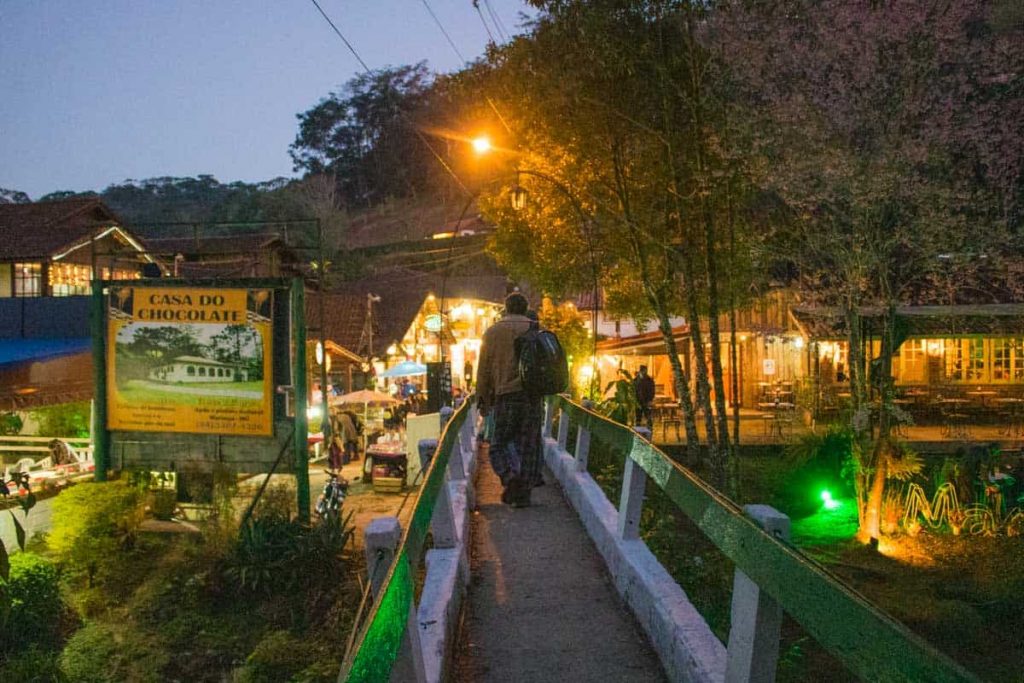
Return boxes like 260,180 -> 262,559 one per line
453,452 -> 667,682
0,493 -> 54,552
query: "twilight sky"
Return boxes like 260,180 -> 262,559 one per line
0,0 -> 533,199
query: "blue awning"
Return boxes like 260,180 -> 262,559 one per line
380,360 -> 427,378
0,338 -> 92,367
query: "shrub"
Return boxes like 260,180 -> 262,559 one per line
49,481 -> 143,585
58,622 -> 119,682
225,516 -> 302,595
0,552 -> 64,654
235,630 -> 317,683
29,402 -> 90,438
59,621 -> 168,683
0,643 -> 64,682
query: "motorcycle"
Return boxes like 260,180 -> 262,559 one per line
315,469 -> 350,520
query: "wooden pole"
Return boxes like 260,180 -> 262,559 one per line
90,279 -> 109,481
292,279 -> 310,522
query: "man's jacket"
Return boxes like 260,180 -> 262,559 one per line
476,313 -> 532,411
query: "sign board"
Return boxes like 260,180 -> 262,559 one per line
762,358 -> 777,376
425,361 -> 452,413
106,286 -> 273,436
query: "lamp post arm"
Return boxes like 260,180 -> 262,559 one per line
515,168 -> 601,389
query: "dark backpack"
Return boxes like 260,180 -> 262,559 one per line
515,328 -> 569,397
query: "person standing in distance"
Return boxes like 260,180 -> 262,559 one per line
633,364 -> 656,430
476,292 -> 542,507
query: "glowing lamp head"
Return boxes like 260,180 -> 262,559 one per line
471,136 -> 492,155
820,489 -> 841,510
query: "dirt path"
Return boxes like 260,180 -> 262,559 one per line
453,452 -> 667,682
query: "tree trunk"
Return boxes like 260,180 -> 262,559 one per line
682,264 -> 722,484
702,207 -> 732,456
860,304 -> 898,543
654,306 -> 700,460
858,437 -> 890,543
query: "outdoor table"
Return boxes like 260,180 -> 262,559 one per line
966,390 -> 999,406
757,401 -> 794,411
365,441 -> 408,491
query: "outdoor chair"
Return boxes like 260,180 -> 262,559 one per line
661,416 -> 682,442
941,410 -> 972,440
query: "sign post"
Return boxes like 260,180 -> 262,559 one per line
291,280 -> 310,522
91,280 -> 110,481
92,278 -> 304,486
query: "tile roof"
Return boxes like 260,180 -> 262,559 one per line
320,270 -> 517,358
306,292 -> 372,357
790,304 -> 1024,339
0,198 -> 122,260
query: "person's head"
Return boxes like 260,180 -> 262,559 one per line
638,365 -> 648,376
504,292 -> 529,316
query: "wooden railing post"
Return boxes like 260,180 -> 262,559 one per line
617,427 -> 651,540
725,504 -> 791,683
574,399 -> 593,472
543,398 -> 555,438
556,405 -> 570,450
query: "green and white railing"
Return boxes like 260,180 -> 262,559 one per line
339,398 -> 476,683
543,394 -> 978,683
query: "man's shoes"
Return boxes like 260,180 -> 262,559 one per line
510,477 -> 531,508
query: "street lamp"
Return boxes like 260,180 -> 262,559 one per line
472,136 -> 492,155
470,139 -> 602,396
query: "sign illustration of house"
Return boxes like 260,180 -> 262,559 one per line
149,355 -> 249,383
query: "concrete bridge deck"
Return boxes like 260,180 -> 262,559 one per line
453,451 -> 666,682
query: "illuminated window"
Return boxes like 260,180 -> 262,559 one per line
898,339 -> 927,384
992,339 -> 1024,382
966,339 -> 986,381
944,339 -> 989,382
49,262 -> 92,296
14,262 -> 41,297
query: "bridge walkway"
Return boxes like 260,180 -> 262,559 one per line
453,451 -> 666,682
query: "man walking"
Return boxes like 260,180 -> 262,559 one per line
477,292 -> 543,507
633,364 -> 656,429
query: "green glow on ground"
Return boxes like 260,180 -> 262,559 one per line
792,498 -> 859,547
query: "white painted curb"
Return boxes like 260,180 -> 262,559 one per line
544,436 -> 727,683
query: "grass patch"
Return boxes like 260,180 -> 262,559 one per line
114,379 -> 263,406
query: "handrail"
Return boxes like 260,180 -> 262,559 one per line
549,395 -> 978,683
339,397 -> 473,682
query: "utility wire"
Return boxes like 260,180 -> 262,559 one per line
305,0 -> 472,198
420,0 -> 467,63
308,0 -> 370,72
482,0 -> 508,42
473,1 -> 497,44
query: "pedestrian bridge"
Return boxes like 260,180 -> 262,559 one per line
338,397 -> 978,682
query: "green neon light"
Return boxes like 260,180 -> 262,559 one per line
820,490 -> 841,510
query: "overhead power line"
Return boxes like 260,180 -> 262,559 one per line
305,0 -> 471,198
308,0 -> 370,72
420,0 -> 467,63
483,0 -> 508,42
473,1 -> 497,44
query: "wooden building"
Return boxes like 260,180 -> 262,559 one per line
0,197 -> 156,297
